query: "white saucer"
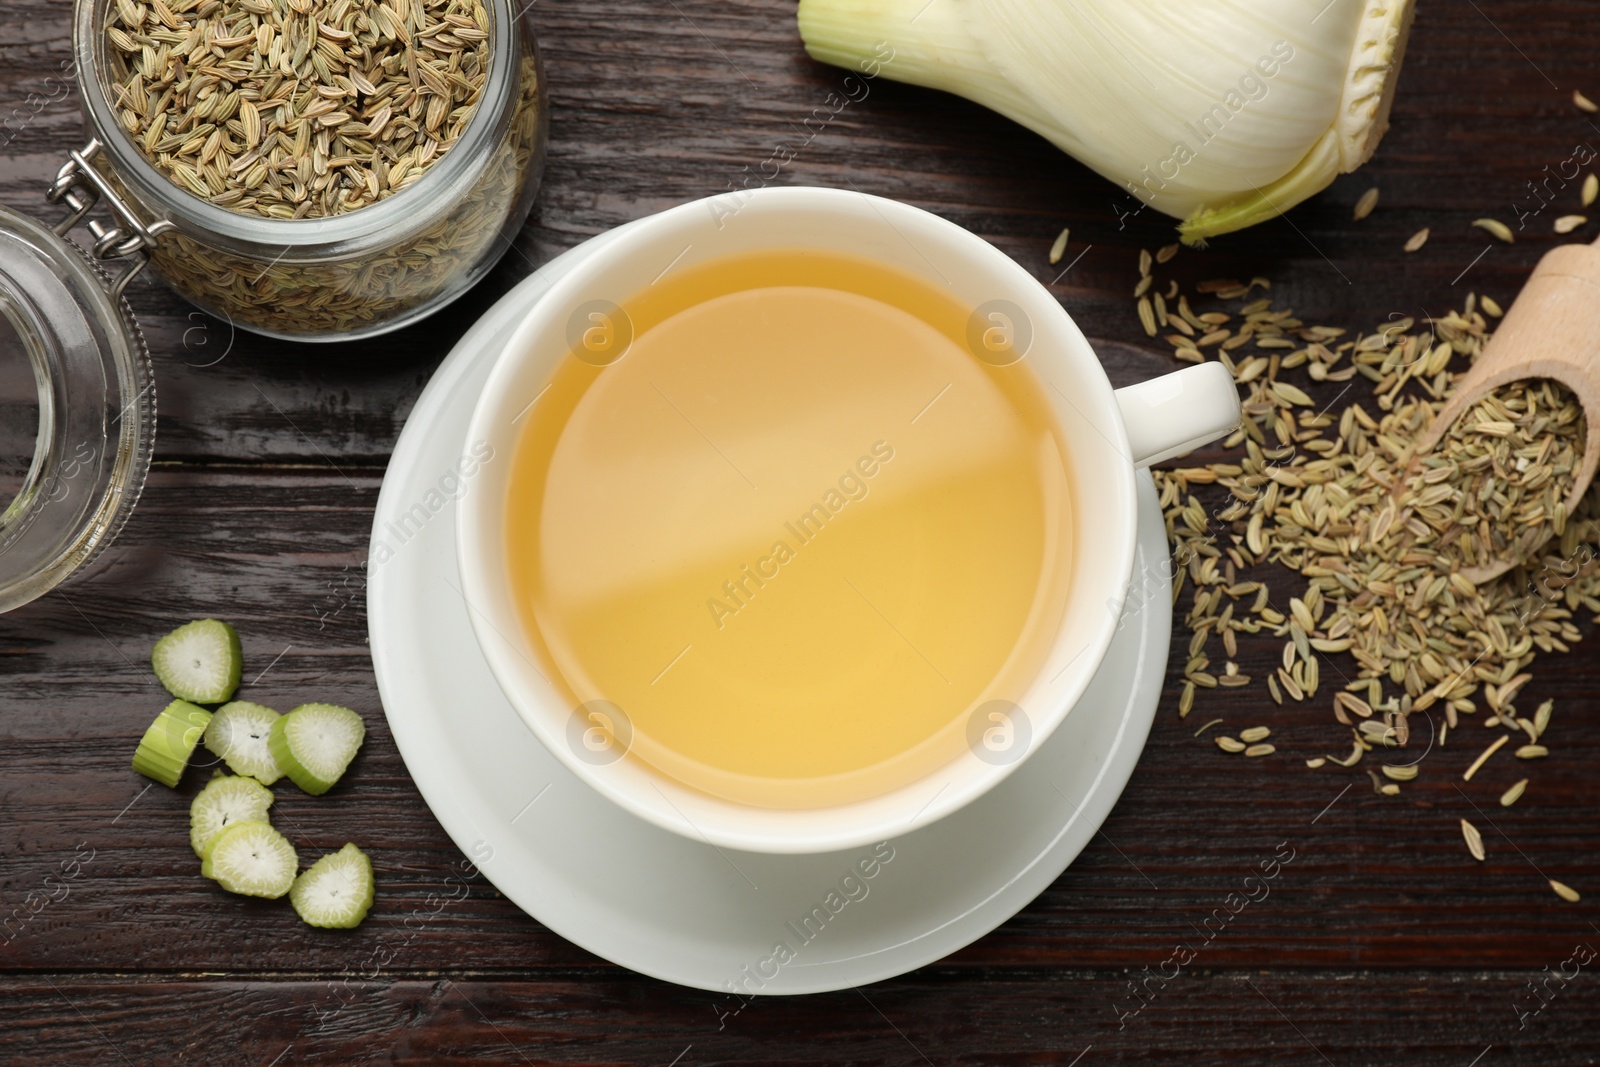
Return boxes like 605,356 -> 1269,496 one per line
367,229 -> 1173,994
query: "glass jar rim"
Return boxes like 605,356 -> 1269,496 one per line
72,0 -> 521,252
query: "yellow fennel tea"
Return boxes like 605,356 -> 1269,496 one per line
504,249 -> 1073,807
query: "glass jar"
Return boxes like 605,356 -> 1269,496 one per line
68,0 -> 547,341
1,0 -> 546,611
0,204 -> 154,613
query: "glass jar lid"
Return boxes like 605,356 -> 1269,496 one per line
0,202 -> 154,613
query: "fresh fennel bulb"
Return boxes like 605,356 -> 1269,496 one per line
798,0 -> 1415,242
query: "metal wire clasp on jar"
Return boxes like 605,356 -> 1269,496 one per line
67,0 -> 547,341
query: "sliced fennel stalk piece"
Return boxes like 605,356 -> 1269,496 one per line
797,0 -> 1415,242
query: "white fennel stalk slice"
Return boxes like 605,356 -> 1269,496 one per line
268,704 -> 366,796
201,820 -> 297,898
131,700 -> 213,788
151,618 -> 243,704
290,843 -> 375,929
190,773 -> 275,858
204,701 -> 284,784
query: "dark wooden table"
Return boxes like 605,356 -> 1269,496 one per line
5,1 -> 1600,1063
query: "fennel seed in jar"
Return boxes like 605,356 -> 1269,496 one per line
90,0 -> 546,341
104,0 -> 492,220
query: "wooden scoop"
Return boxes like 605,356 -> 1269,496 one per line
1403,235 -> 1600,583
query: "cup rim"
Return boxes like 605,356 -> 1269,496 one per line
458,185 -> 1140,853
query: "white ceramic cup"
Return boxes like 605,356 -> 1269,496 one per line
458,186 -> 1239,854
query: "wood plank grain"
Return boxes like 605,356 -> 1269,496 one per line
0,1 -> 1595,462
0,0 -> 1599,1059
4,970 -> 1598,1065
1,470 -> 1595,976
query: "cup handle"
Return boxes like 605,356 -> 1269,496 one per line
1114,363 -> 1242,469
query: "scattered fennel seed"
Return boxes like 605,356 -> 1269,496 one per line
1463,735 -> 1510,781
1473,217 -> 1515,242
1353,187 -> 1380,220
1049,227 -> 1070,265
1137,251 -> 1600,858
